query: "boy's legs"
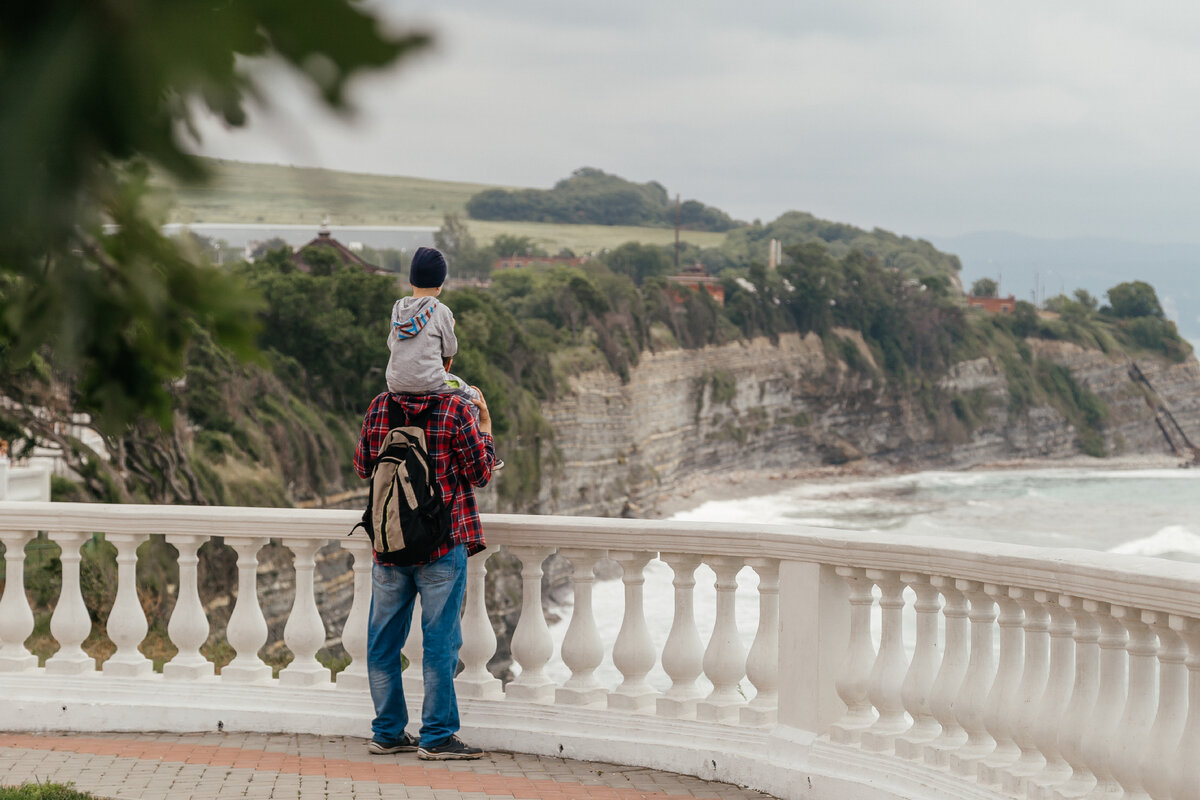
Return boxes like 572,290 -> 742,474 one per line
415,544 -> 468,747
368,562 -> 418,743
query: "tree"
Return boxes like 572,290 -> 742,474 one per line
0,1 -> 428,433
970,277 -> 999,297
1105,281 -> 1165,319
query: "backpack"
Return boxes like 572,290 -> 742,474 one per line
352,396 -> 452,565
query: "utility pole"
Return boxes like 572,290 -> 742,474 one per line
674,194 -> 681,270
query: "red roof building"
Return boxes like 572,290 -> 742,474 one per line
291,228 -> 390,275
666,264 -> 725,305
966,294 -> 1017,314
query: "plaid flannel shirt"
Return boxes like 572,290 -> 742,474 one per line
354,391 -> 494,563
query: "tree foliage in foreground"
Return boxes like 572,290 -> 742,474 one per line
0,0 -> 428,434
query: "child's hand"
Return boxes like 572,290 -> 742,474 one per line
471,387 -> 492,435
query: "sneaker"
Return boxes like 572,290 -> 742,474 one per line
417,735 -> 484,760
367,733 -> 418,754
494,458 -> 506,471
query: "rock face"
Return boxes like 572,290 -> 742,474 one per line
532,332 -> 1200,517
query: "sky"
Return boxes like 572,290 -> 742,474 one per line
191,0 -> 1200,245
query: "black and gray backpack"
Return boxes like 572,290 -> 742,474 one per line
352,397 -> 452,565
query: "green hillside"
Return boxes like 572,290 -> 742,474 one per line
153,159 -> 501,227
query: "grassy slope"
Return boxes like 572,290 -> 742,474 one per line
155,159 -> 727,253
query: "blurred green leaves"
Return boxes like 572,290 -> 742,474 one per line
0,0 -> 429,431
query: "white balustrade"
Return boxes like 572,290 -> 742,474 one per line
278,538 -> 328,686
335,537 -> 372,690
556,548 -> 607,706
1076,601 -> 1126,799
1109,606 -> 1156,800
1169,615 -> 1200,800
5,501 -> 1200,800
830,566 -> 877,743
164,535 -> 213,680
103,533 -> 152,677
457,548 -> 502,700
1141,612 -> 1187,800
1052,596 -> 1101,799
895,573 -> 941,760
697,555 -> 747,723
861,570 -> 908,752
1000,589 -> 1052,790
505,545 -> 555,703
924,576 -> 968,766
976,584 -> 1023,783
947,580 -> 997,776
741,557 -> 780,727
608,550 -> 656,712
221,537 -> 271,683
0,531 -> 37,671
1023,594 -> 1077,796
44,532 -> 96,675
657,552 -> 705,719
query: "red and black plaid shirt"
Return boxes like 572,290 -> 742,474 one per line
354,391 -> 494,563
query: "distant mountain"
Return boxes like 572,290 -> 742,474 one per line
931,231 -> 1200,343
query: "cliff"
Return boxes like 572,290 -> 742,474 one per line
534,332 -> 1200,517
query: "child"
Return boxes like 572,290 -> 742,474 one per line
385,246 -> 503,468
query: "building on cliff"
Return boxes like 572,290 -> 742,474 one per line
966,294 -> 1017,313
666,263 -> 725,305
291,226 -> 391,275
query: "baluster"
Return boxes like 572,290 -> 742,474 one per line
1000,589 -> 1051,792
221,537 -> 271,683
1021,593 -> 1076,797
1077,601 -> 1126,800
457,548 -> 502,700
44,532 -> 96,675
741,557 -> 780,727
0,531 -> 38,671
697,556 -> 747,723
556,548 -> 607,706
103,533 -> 152,677
948,580 -> 998,776
335,537 -> 372,690
1108,606 -> 1156,800
830,567 -> 877,744
1051,597 -> 1101,800
278,538 -> 328,686
976,584 -> 1024,785
505,546 -> 555,702
609,550 -> 657,712
164,535 -> 213,680
923,577 -> 968,766
657,553 -> 705,719
1169,615 -> 1200,800
1141,612 -> 1187,800
861,570 -> 908,752
895,574 -> 942,760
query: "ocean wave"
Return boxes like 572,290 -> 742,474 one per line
1109,526 -> 1200,558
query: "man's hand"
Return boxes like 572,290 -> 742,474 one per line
471,386 -> 492,436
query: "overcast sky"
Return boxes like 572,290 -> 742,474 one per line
191,0 -> 1200,244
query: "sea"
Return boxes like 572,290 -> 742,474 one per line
541,466 -> 1200,691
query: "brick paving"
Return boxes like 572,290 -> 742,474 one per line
0,733 -> 775,800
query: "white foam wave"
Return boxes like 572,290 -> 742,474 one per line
1109,526 -> 1200,557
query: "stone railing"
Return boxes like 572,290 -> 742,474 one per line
2,502 -> 1200,800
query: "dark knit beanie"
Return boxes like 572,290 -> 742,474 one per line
409,247 -> 448,288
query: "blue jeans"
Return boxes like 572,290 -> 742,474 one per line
367,545 -> 467,747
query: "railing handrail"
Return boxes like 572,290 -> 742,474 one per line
2,501 -> 1199,618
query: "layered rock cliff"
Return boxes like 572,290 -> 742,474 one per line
534,332 -> 1200,517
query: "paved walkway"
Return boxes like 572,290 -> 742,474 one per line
0,733 -> 776,800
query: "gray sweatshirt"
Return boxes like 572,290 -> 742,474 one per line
385,296 -> 458,394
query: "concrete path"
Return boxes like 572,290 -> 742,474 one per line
0,733 -> 776,800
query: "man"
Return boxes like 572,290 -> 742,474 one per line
353,379 -> 496,760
